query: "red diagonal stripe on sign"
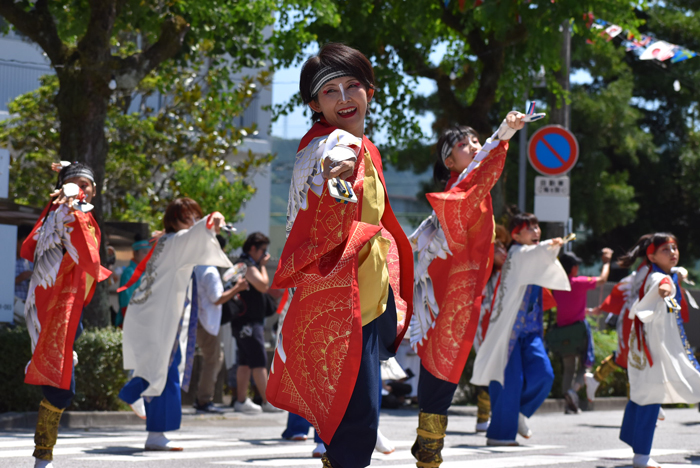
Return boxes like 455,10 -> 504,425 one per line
540,137 -> 567,165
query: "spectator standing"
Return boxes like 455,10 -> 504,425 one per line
14,224 -> 34,326
552,248 -> 612,414
193,235 -> 248,413
231,232 -> 281,414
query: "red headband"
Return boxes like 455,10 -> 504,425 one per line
511,222 -> 529,237
646,240 -> 676,257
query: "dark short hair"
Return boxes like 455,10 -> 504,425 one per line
559,251 -> 582,275
163,198 -> 203,233
242,232 -> 270,253
433,126 -> 480,186
509,212 -> 538,233
299,43 -> 375,122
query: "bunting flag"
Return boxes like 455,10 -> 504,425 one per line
589,18 -> 697,65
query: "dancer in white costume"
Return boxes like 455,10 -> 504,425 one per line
619,233 -> 700,468
471,213 -> 569,446
120,198 -> 232,451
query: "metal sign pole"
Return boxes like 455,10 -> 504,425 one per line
518,121 -> 527,212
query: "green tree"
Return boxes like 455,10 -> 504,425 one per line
3,72 -> 268,227
0,0 -> 327,326
275,0 -> 641,141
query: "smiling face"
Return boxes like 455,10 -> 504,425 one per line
512,223 -> 541,246
309,76 -> 372,137
649,241 -> 679,273
445,134 -> 482,173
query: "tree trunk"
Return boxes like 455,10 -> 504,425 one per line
55,69 -> 112,328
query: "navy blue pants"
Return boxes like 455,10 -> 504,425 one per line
487,332 -> 554,441
42,321 -> 83,409
283,413 -> 323,443
119,346 -> 182,432
620,400 -> 660,455
417,363 -> 458,415
324,289 -> 397,468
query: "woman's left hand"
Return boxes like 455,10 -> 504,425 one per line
207,212 -> 226,234
506,111 -> 526,130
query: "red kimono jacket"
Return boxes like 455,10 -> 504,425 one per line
415,140 -> 509,383
22,201 -> 111,390
267,121 -> 413,443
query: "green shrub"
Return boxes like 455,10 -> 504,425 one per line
72,327 -> 129,411
0,326 -> 43,413
0,326 -> 128,412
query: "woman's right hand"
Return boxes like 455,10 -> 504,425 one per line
51,183 -> 80,211
323,158 -> 356,180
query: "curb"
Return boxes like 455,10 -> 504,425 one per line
0,408 -> 289,430
1,397 -> 630,430
0,411 -> 145,430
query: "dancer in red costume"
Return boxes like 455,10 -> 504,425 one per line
408,111 -> 531,466
267,43 -> 413,468
22,162 -> 112,468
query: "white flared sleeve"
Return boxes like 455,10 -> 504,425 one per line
629,272 -> 675,323
511,241 -> 571,291
170,217 -> 233,270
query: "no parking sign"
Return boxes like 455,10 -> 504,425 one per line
527,125 -> 579,176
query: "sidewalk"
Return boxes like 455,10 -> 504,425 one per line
0,397 -> 629,430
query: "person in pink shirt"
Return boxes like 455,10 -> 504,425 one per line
552,248 -> 612,413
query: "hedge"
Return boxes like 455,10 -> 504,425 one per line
0,326 -> 129,412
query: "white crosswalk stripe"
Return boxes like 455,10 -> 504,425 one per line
0,430 -> 693,467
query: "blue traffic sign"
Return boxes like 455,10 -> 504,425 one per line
527,125 -> 579,176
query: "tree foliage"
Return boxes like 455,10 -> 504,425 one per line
275,0 -> 641,142
0,0 -> 317,326
1,73 -> 269,232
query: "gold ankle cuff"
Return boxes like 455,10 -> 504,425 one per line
33,398 -> 65,461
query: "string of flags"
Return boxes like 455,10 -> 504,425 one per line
590,18 -> 697,64
441,1 -> 696,65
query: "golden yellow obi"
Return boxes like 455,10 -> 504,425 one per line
358,150 -> 390,326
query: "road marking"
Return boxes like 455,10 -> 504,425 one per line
0,439 -> 247,457
71,444 -> 320,462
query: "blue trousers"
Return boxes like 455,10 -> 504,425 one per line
283,413 -> 323,443
323,290 -> 398,468
42,320 -> 83,409
487,333 -> 554,441
620,401 -> 660,455
119,346 -> 182,433
417,363 -> 458,415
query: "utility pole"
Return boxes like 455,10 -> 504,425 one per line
545,20 -> 572,240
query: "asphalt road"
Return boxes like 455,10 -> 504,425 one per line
2,406 -> 699,467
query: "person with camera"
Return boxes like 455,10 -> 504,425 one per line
230,232 -> 281,414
